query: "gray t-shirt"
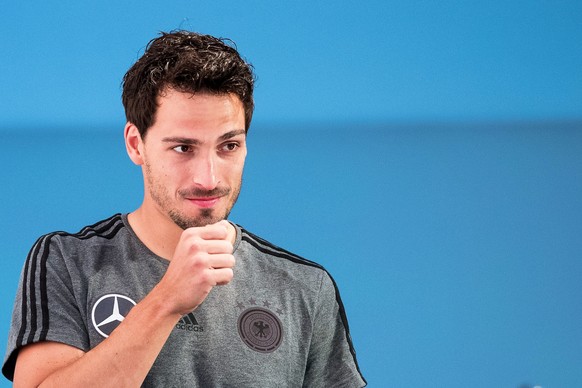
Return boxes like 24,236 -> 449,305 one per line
3,214 -> 366,387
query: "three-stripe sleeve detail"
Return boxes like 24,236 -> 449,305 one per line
15,214 -> 125,349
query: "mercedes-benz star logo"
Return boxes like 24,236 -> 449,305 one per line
91,294 -> 137,338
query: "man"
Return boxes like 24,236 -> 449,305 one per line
3,31 -> 366,387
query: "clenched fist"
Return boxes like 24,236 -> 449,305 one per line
155,220 -> 236,316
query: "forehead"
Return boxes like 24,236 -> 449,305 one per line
150,89 -> 245,137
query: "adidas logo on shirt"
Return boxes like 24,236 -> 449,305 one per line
176,312 -> 204,332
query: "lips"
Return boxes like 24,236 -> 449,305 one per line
180,187 -> 230,209
186,197 -> 221,208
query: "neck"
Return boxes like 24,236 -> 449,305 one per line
127,206 -> 183,260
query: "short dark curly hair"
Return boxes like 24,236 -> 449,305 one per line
122,31 -> 255,138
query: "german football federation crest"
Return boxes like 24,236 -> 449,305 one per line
237,303 -> 283,353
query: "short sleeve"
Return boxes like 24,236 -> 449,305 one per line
2,234 -> 90,381
303,271 -> 367,387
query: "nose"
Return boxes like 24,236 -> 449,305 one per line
191,152 -> 218,190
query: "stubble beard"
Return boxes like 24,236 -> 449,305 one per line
168,184 -> 241,229
145,162 -> 242,230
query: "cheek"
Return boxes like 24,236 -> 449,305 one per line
234,151 -> 247,172
227,159 -> 246,180
147,160 -> 181,187
168,168 -> 190,187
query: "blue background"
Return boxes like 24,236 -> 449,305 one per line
1,1 -> 581,387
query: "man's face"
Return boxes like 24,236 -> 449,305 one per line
138,90 -> 247,229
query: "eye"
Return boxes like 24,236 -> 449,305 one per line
172,145 -> 193,153
220,142 -> 239,152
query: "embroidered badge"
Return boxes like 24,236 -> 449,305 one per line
237,306 -> 283,353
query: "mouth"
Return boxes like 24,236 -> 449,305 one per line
186,196 -> 222,209
180,186 -> 231,210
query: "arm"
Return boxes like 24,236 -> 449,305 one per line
12,221 -> 235,387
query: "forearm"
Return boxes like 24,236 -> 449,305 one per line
38,286 -> 181,387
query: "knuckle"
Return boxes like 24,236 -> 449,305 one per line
197,270 -> 213,284
192,253 -> 209,267
187,240 -> 205,254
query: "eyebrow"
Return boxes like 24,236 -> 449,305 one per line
219,129 -> 247,141
161,129 -> 246,145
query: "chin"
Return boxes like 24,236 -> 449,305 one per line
169,208 -> 229,229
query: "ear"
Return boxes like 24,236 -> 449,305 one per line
124,122 -> 145,166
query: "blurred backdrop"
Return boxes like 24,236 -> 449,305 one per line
1,1 -> 581,387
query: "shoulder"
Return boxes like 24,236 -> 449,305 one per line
25,214 -> 128,267
237,226 -> 325,270
234,225 -> 338,292
39,214 -> 126,245
46,213 -> 126,244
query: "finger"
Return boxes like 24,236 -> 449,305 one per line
185,239 -> 232,255
208,253 -> 235,269
216,220 -> 231,229
211,220 -> 234,242
220,220 -> 236,244
203,240 -> 233,255
211,268 -> 234,285
196,222 -> 229,240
